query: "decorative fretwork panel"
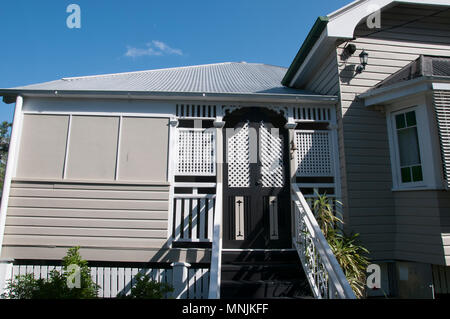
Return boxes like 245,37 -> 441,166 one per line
176,128 -> 216,176
295,130 -> 332,177
227,122 -> 250,188
293,107 -> 331,122
176,104 -> 217,118
260,122 -> 284,188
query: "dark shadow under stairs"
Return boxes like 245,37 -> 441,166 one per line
220,250 -> 313,299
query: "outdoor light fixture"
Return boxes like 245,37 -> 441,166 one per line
343,43 -> 357,57
357,50 -> 369,73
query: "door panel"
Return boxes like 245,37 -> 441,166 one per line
223,108 -> 291,249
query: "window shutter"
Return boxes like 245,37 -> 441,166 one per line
433,90 -> 450,188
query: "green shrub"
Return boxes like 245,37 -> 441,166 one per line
313,193 -> 370,298
1,247 -> 98,299
118,273 -> 173,299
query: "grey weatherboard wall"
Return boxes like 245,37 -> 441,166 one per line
0,102 -> 190,263
336,3 -> 450,264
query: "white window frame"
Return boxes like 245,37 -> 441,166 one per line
386,96 -> 443,191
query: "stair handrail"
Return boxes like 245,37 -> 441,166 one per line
291,184 -> 356,299
208,182 -> 223,299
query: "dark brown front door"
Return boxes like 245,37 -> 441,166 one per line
223,108 -> 291,249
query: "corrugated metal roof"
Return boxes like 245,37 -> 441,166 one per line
375,55 -> 450,89
12,62 -> 318,96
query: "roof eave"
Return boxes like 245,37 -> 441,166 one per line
283,1 -> 450,89
0,89 -> 338,105
359,76 -> 450,106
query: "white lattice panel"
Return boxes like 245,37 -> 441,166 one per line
176,128 -> 215,176
260,123 -> 284,188
295,130 -> 332,177
227,122 -> 250,188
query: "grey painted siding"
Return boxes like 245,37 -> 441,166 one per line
305,50 -> 340,96
118,117 -> 169,182
1,180 -> 208,263
66,116 -> 119,181
437,192 -> 450,265
16,114 -> 69,179
336,4 -> 450,262
394,191 -> 446,265
15,113 -> 169,183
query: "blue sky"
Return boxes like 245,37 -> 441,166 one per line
0,0 -> 350,123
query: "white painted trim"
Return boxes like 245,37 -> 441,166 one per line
208,182 -> 222,299
62,114 -> 72,179
290,32 -> 333,88
0,259 -> 13,295
173,194 -> 216,199
11,177 -> 170,186
329,107 -> 343,207
326,0 -> 450,38
9,91 -> 338,104
363,80 -> 432,107
114,116 -> 123,181
432,82 -> 450,91
174,182 -> 216,188
295,129 -> 331,134
0,96 -> 24,257
166,118 -> 178,248
23,110 -> 172,119
391,186 -> 444,192
386,98 -> 443,190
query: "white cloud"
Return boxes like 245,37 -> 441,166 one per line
125,41 -> 183,58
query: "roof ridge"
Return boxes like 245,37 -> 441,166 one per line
61,62 -> 273,82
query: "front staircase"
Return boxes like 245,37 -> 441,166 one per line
220,250 -> 313,299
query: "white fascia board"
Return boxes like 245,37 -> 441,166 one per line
327,0 -> 450,38
327,0 -> 393,38
1,90 -> 338,105
361,77 -> 433,106
289,32 -> 336,88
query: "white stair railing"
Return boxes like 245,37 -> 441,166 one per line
208,182 -> 223,299
291,184 -> 356,299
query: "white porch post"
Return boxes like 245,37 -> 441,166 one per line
171,262 -> 191,299
285,107 -> 297,245
166,118 -> 179,248
0,95 -> 24,258
329,107 -> 343,222
208,116 -> 225,299
0,259 -> 13,296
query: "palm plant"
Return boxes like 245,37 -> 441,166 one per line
313,193 -> 370,298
